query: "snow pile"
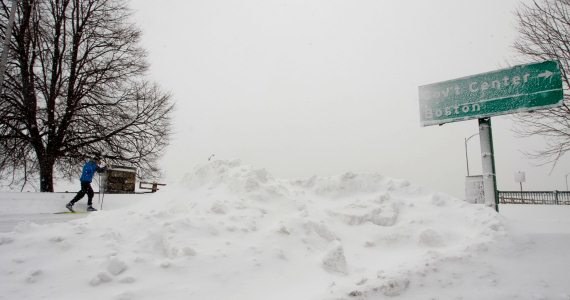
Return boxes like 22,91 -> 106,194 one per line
0,160 -> 505,300
182,159 -> 289,198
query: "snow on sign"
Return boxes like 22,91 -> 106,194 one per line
418,60 -> 563,126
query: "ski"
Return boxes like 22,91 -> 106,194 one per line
53,211 -> 90,214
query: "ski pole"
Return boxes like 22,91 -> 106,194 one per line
100,170 -> 105,210
100,187 -> 105,210
99,160 -> 107,210
98,173 -> 102,208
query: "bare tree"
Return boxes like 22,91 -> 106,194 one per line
0,0 -> 173,192
512,0 -> 570,168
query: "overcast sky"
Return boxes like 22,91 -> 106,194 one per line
128,0 -> 570,198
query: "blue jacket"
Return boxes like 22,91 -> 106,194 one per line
80,160 -> 104,183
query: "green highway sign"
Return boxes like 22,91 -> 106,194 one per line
418,60 -> 564,126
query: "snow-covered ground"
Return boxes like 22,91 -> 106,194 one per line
0,160 -> 569,300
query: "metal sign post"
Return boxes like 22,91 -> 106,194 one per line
478,118 -> 498,212
515,171 -> 526,204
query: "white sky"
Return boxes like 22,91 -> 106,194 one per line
129,0 -> 570,198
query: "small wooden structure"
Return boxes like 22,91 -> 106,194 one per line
102,166 -> 137,194
139,181 -> 166,193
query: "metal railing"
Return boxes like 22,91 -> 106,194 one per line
498,191 -> 570,205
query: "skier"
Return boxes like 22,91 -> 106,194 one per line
66,155 -> 107,212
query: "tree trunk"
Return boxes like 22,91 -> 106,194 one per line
39,158 -> 55,192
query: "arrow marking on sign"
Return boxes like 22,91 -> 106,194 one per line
538,70 -> 554,79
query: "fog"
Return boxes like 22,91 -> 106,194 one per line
129,0 -> 570,198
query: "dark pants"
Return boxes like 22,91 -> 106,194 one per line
70,182 -> 94,206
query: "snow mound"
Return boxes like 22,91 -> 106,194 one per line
0,160 -> 505,299
181,159 -> 288,199
294,171 -> 415,198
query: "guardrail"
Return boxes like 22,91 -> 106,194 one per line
498,191 -> 570,205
